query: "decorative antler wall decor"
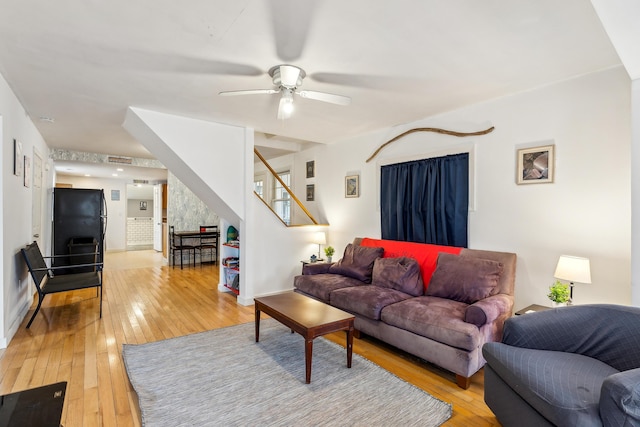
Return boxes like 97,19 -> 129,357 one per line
365,126 -> 495,163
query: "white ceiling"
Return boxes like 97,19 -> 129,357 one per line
55,160 -> 168,182
0,1 -> 636,181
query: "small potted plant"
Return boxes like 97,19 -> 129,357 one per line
324,246 -> 335,263
548,280 -> 570,307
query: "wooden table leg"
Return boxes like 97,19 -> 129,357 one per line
305,338 -> 313,384
346,326 -> 353,368
255,308 -> 261,342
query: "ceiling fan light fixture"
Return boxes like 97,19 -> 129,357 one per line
277,89 -> 295,119
270,64 -> 304,88
221,64 -> 349,119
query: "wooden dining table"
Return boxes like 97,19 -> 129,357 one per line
173,230 -> 220,266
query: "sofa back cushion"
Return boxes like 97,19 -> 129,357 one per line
372,257 -> 424,296
459,248 -> 517,296
361,238 -> 462,290
328,243 -> 383,283
426,252 -> 503,304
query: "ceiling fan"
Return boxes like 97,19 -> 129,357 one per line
219,64 -> 351,119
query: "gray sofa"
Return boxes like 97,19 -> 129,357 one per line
482,304 -> 640,426
294,237 -> 516,389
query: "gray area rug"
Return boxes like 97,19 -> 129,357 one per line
123,319 -> 452,426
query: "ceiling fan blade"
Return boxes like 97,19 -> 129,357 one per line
219,89 -> 279,96
47,38 -> 265,76
269,0 -> 316,61
297,90 -> 351,106
310,72 -> 419,91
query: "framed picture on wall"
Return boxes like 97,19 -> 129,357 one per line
517,144 -> 555,185
306,160 -> 315,178
345,175 -> 359,198
14,139 -> 23,177
23,155 -> 31,188
306,184 -> 315,201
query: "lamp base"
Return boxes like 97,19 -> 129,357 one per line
569,282 -> 574,305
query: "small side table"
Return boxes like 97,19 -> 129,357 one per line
300,259 -> 326,273
514,304 -> 552,315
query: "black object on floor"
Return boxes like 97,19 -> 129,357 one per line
0,382 -> 67,427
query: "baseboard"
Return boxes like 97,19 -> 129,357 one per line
236,295 -> 253,306
2,298 -> 30,349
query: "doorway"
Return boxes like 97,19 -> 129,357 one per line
125,184 -> 154,250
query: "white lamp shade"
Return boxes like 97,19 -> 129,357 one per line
311,232 -> 326,245
554,255 -> 591,284
277,89 -> 294,119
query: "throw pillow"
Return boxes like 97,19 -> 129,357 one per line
464,305 -> 487,327
328,243 -> 384,283
426,253 -> 503,304
372,257 -> 424,296
360,238 -> 462,290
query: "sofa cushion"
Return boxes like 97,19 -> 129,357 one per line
293,274 -> 365,303
330,286 -> 413,320
426,253 -> 503,304
483,342 -> 618,427
360,238 -> 462,290
599,368 -> 640,426
371,257 -> 424,297
328,243 -> 383,283
381,296 -> 482,351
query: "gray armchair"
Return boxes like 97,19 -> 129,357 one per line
482,304 -> 640,427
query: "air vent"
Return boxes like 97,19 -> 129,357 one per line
133,179 -> 149,184
107,156 -> 133,165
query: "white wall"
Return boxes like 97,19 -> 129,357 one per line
55,176 -> 127,251
632,78 -> 640,306
1,72 -> 52,346
247,195 -> 329,299
123,107 -> 246,226
285,67 -> 631,310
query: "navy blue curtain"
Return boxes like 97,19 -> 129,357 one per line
380,153 -> 468,247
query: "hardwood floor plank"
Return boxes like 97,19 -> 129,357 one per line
0,249 -> 500,426
96,351 -> 118,427
83,386 -> 100,427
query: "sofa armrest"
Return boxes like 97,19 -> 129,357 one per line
464,294 -> 513,327
599,368 -> 640,426
501,305 -> 640,372
302,262 -> 334,275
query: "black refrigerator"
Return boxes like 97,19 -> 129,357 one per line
52,188 -> 107,273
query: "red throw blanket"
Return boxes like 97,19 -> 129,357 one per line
361,238 -> 462,290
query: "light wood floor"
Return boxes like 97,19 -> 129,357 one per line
0,250 -> 500,426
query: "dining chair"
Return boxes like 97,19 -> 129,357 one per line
197,225 -> 219,265
170,225 -> 196,269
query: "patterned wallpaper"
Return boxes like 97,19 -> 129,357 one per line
167,172 -> 219,231
50,148 -> 165,169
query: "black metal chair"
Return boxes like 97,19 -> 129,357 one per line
20,241 -> 103,328
197,225 -> 219,265
169,225 -> 196,269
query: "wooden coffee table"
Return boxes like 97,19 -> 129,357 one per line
254,292 -> 355,384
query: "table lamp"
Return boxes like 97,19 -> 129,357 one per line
553,255 -> 591,304
312,232 -> 326,260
